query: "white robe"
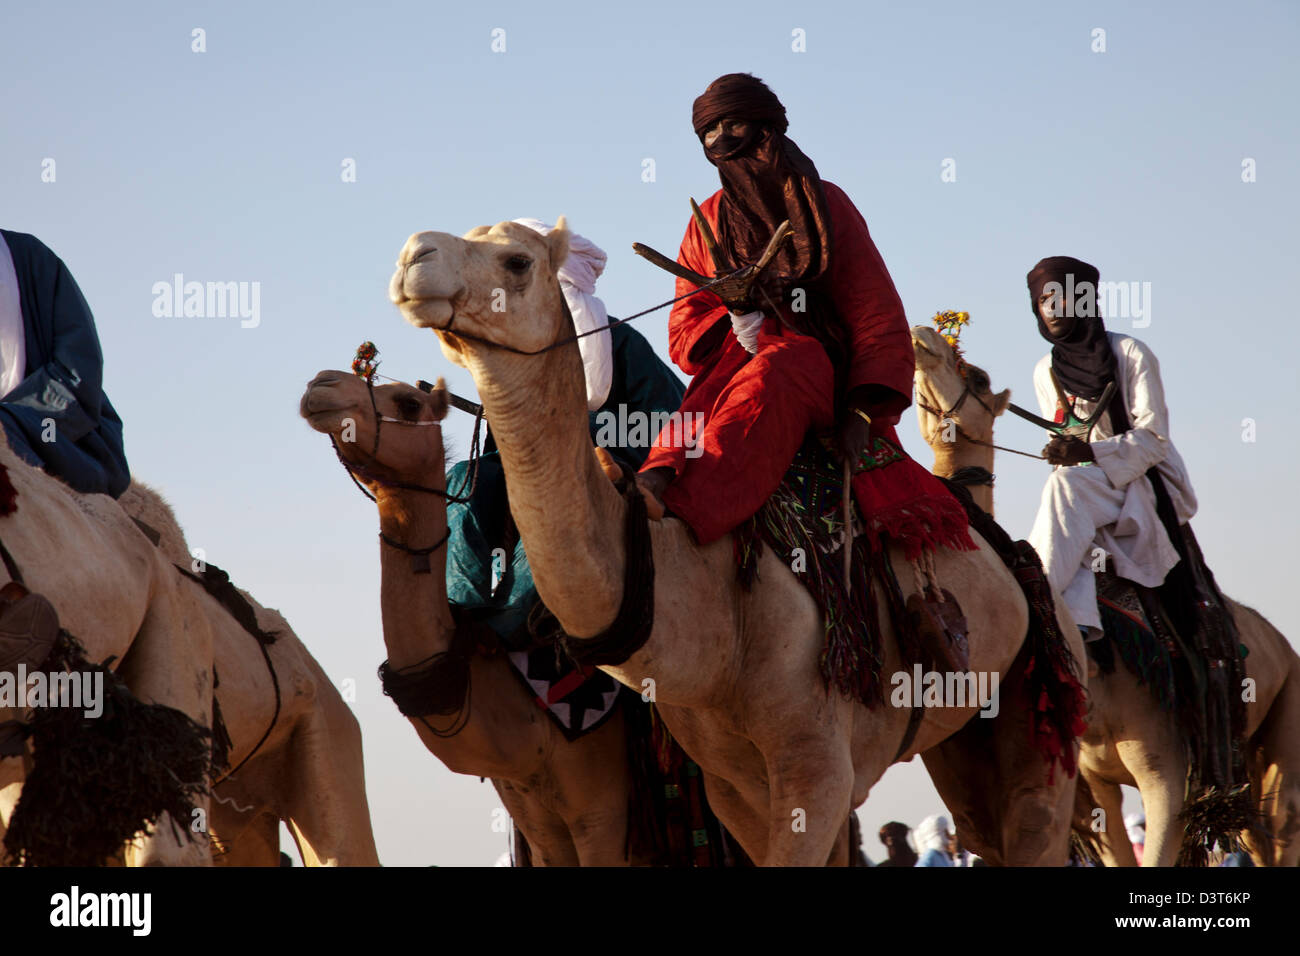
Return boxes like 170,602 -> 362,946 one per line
1027,333 -> 1197,630
0,232 -> 26,399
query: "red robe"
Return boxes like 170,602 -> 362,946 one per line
642,182 -> 973,557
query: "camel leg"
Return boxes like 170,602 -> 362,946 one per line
1085,776 -> 1138,867
1248,664 -> 1300,866
1117,738 -> 1186,867
115,583 -> 215,867
279,697 -> 381,866
211,807 -> 281,866
922,736 -> 1001,862
701,772 -> 769,864
493,780 -> 580,866
825,817 -> 852,866
548,718 -> 632,867
989,663 -> 1078,865
762,740 -> 854,866
922,652 -> 1077,866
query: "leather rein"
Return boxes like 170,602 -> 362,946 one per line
325,375 -> 489,738
915,381 -> 1047,467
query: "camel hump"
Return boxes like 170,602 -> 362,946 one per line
118,480 -> 191,565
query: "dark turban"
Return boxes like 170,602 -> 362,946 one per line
691,74 -> 845,383
1027,255 -> 1115,402
691,73 -> 788,138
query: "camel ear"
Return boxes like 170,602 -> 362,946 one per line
547,216 -> 571,271
991,388 -> 1011,417
424,376 -> 450,421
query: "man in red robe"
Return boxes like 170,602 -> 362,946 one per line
638,74 -> 969,556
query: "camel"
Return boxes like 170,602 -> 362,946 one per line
300,368 -> 658,866
910,323 -> 1300,866
385,218 -> 1087,865
0,459 -> 379,866
0,435 -> 214,866
117,482 -> 380,866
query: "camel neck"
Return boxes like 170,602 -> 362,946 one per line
929,434 -> 995,517
374,485 -> 456,669
462,340 -> 627,639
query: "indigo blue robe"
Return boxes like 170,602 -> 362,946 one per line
0,231 -> 130,497
444,322 -> 684,642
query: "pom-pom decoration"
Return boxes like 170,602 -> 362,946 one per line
352,341 -> 380,383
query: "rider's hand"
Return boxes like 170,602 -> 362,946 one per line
1042,435 -> 1095,466
730,310 -> 764,353
707,266 -> 758,314
838,410 -> 873,467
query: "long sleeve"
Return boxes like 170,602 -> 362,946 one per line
823,183 -> 913,401
0,230 -> 129,497
1033,355 -> 1060,440
1089,338 -> 1172,489
1,244 -> 104,443
665,193 -> 731,376
1033,338 -> 1173,490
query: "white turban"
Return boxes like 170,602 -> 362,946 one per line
514,218 -> 613,411
914,814 -> 952,853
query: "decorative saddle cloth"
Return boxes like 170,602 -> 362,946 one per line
1092,569 -> 1180,709
1089,567 -> 1257,865
731,432 -> 976,709
731,452 -> 1088,783
505,644 -> 621,743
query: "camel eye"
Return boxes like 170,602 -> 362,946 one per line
394,396 -> 422,421
505,255 -> 532,275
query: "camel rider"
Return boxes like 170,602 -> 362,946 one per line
913,814 -> 954,867
0,230 -> 130,497
636,73 -> 971,556
1024,256 -> 1197,640
444,220 -> 685,642
875,821 -> 918,868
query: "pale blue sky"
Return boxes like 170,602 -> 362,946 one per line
3,0 -> 1296,865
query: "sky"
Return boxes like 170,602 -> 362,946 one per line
2,0 -> 1297,865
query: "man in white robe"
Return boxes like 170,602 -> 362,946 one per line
1024,256 -> 1196,638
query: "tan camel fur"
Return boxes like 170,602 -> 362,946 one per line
386,219 -> 1086,865
117,482 -> 380,866
911,324 -> 1300,867
0,436 -> 213,865
301,369 -> 660,866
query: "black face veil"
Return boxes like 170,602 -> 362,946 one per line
1027,256 -> 1115,401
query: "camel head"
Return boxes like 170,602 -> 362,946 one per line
911,325 -> 1010,447
388,219 -> 572,368
300,370 -> 449,492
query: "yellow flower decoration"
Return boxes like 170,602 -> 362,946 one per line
932,310 -> 972,374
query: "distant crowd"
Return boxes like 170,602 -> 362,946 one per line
870,815 -> 984,867
869,811 -> 1256,867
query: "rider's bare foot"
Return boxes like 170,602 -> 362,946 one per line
593,446 -> 623,484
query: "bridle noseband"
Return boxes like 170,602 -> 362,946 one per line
324,374 -> 486,739
916,376 -> 1047,463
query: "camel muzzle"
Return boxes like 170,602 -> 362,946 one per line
390,233 -> 463,329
